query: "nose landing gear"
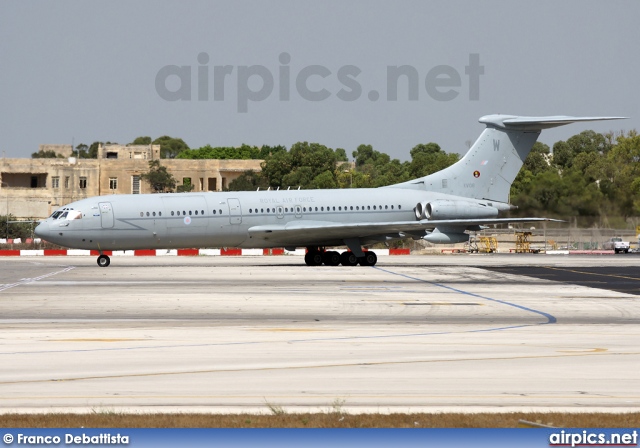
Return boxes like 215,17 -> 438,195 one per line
97,254 -> 111,267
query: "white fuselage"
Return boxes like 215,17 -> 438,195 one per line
35,188 -> 464,251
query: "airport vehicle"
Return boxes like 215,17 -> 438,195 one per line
603,237 -> 630,253
34,115 -> 624,267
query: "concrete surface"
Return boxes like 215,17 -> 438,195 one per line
0,254 -> 638,413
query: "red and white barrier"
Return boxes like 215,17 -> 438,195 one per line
0,248 -> 412,257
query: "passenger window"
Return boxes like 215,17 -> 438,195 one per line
356,206 -> 359,210
219,209 -> 222,214
213,210 -> 216,214
350,206 -> 353,210
140,212 -> 143,217
189,211 -> 192,215
146,212 -> 150,217
195,210 -> 198,215
152,212 -> 156,216
373,206 -> 376,210
171,211 -> 174,216
285,208 -> 288,212
398,205 -> 402,209
367,206 -> 371,210
391,205 -> 394,209
201,210 -> 204,215
183,211 -> 186,215
385,205 -> 388,209
261,209 -> 264,213
159,212 -> 162,216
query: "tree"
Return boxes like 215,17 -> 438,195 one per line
152,136 -> 189,158
176,177 -> 194,193
130,136 -> 152,145
140,160 -> 176,193
227,170 -> 269,191
31,150 -> 62,158
408,143 -> 458,178
0,215 -> 34,240
177,144 -> 261,160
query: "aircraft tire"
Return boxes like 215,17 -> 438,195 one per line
323,251 -> 341,266
358,251 -> 377,266
305,251 -> 323,266
97,255 -> 111,267
340,251 -> 358,266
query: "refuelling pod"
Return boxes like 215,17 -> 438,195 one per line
423,227 -> 469,244
417,199 -> 499,220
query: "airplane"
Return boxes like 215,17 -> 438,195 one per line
34,114 -> 624,267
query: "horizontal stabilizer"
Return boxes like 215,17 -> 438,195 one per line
480,115 -> 627,130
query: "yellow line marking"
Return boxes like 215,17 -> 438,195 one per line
0,351 -> 637,386
557,348 -> 607,353
252,329 -> 331,332
47,339 -> 148,342
543,266 -> 640,282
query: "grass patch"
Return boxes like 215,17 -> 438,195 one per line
0,412 -> 638,428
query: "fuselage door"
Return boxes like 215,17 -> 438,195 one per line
276,206 -> 284,219
98,202 -> 114,228
294,205 -> 302,218
227,198 -> 242,224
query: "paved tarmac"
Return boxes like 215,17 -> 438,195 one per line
0,254 -> 639,413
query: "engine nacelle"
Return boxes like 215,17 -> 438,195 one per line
415,201 -> 429,220
423,228 -> 469,244
416,199 -> 499,220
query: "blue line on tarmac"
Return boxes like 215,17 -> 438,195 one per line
374,266 -> 557,325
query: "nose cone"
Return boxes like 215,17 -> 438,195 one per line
34,221 -> 51,240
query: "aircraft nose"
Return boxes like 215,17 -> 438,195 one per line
34,221 -> 51,240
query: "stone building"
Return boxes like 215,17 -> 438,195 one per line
0,144 -> 262,219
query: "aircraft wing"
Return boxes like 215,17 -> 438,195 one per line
247,217 -> 563,245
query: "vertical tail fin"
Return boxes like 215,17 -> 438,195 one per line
390,115 -> 626,203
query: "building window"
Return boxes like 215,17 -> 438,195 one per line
52,176 -> 60,189
132,175 -> 140,194
79,177 -> 87,189
64,176 -> 70,188
109,177 -> 118,190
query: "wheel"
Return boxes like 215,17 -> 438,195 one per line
614,249 -> 619,254
358,251 -> 377,266
340,251 -> 358,266
323,251 -> 341,266
625,249 -> 629,254
97,254 -> 110,267
304,251 -> 323,266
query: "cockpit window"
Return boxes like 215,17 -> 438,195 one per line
58,212 -> 68,219
50,211 -> 63,219
68,210 -> 82,220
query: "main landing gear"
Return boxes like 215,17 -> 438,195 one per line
97,254 -> 111,267
304,247 -> 377,267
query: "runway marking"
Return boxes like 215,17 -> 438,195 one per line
542,266 -> 640,282
0,349 -> 634,386
374,266 -> 557,326
48,339 -> 149,342
0,266 -> 75,293
252,328 -> 332,332
557,348 -> 607,353
403,302 -> 482,306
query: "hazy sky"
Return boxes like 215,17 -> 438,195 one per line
1,1 -> 638,160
